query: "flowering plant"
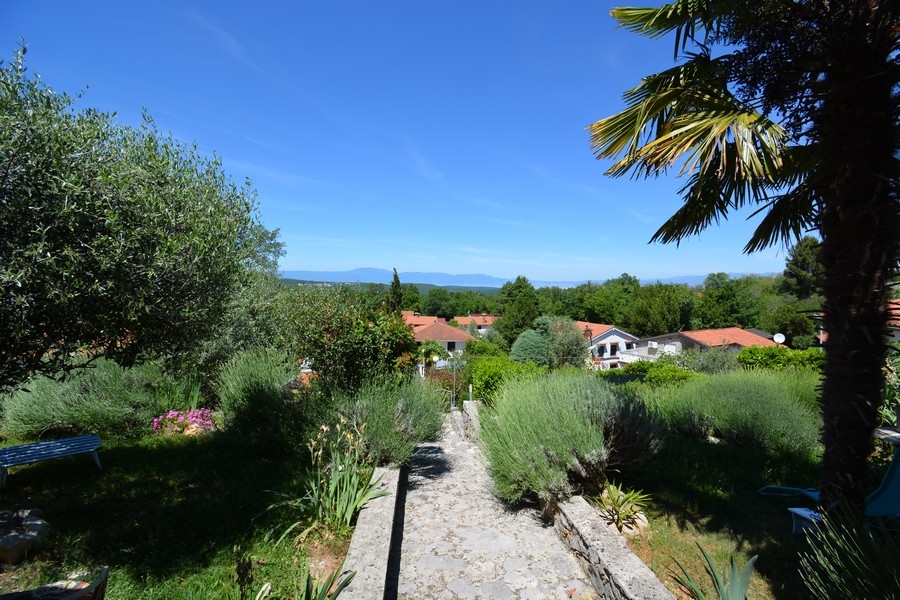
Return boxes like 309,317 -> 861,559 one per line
151,408 -> 215,435
271,417 -> 387,544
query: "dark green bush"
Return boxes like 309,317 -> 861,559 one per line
463,355 -> 545,404
643,370 -> 821,457
599,360 -> 698,387
643,363 -> 699,387
341,379 -> 445,466
480,372 -> 659,507
737,345 -> 824,371
2,359 -> 179,440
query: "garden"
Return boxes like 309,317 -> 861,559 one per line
468,346 -> 900,599
0,350 -> 445,599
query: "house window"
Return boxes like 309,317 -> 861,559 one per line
447,342 -> 456,352
610,343 -> 619,356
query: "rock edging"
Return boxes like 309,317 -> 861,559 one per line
341,466 -> 401,600
555,497 -> 674,600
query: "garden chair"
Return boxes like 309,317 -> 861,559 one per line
0,566 -> 108,599
760,455 -> 900,534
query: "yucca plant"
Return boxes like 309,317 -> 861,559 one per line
672,543 -> 757,600
592,480 -> 650,533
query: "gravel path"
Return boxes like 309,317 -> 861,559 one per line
391,413 -> 597,600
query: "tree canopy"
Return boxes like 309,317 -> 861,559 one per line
1,47 -> 273,393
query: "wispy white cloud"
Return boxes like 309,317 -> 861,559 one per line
405,136 -> 443,182
224,159 -> 339,187
483,218 -> 529,227
187,10 -> 261,72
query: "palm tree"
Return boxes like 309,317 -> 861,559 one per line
590,0 -> 900,510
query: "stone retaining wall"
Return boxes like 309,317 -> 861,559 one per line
555,497 -> 674,600
341,466 -> 401,600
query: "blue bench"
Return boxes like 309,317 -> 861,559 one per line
0,434 -> 102,489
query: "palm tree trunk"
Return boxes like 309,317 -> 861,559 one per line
816,1 -> 900,510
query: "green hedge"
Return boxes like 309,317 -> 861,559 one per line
737,345 -> 824,371
463,355 -> 545,404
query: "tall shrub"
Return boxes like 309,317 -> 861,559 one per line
341,379 -> 445,466
481,372 -> 659,507
643,370 -> 821,457
214,348 -> 310,452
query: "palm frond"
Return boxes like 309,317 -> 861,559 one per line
590,52 -> 792,246
611,0 -> 724,56
743,144 -> 820,252
745,190 -> 818,251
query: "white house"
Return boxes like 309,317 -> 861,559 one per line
576,321 -> 640,370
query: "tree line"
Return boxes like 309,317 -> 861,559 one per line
358,235 -> 825,349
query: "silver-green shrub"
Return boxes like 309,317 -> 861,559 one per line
214,347 -> 305,452
643,369 -> 821,457
341,379 -> 445,466
481,372 -> 659,507
2,359 -> 178,440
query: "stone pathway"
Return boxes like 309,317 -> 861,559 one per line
391,413 -> 597,600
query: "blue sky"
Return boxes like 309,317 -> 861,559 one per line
3,1 -> 793,283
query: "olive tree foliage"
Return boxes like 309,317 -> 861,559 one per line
279,285 -> 418,393
534,315 -> 589,369
0,47 -> 268,393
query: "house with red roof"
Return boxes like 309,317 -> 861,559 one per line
454,314 -> 498,336
619,327 -> 776,364
413,321 -> 475,354
576,321 -> 640,370
401,311 -> 474,354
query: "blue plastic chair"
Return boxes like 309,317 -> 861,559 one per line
761,452 -> 900,533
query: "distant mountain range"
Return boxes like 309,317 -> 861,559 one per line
278,268 -> 761,288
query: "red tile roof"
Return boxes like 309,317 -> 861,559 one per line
575,321 -> 615,338
454,314 -> 498,326
682,327 -> 777,348
401,312 -> 444,328
413,321 -> 475,343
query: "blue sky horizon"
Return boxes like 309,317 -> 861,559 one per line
4,2 -> 797,283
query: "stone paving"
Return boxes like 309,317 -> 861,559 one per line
391,413 -> 598,600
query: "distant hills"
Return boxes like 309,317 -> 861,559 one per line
278,268 -> 760,289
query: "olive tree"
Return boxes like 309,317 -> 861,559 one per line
1,47 -> 267,392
